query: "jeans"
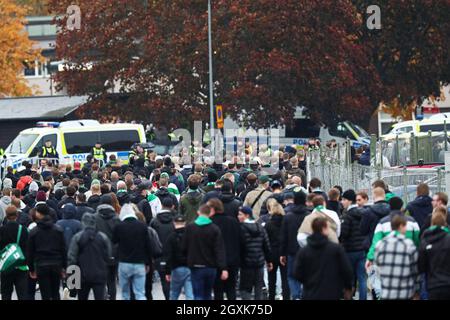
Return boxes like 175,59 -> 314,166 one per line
420,274 -> 428,300
106,264 -> 118,300
214,267 -> 238,300
268,260 -> 290,300
78,282 -> 106,300
170,267 -> 193,300
346,251 -> 367,300
36,265 -> 62,300
287,255 -> 302,299
190,267 -> 217,300
240,267 -> 265,300
1,269 -> 28,300
118,262 -> 146,300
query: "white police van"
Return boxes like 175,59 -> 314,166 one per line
3,120 -> 146,170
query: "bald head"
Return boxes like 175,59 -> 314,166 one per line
117,181 -> 127,191
111,171 -> 119,182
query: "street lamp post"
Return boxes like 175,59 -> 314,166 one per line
208,0 -> 215,153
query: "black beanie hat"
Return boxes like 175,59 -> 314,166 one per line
342,189 -> 356,203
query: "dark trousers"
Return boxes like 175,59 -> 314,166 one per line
27,276 -> 37,300
36,265 -> 62,300
78,282 -> 106,300
190,267 -> 217,300
214,267 -> 238,300
240,267 -> 264,300
106,264 -> 118,300
145,263 -> 154,300
156,262 -> 170,300
1,269 -> 28,300
428,287 -> 450,300
268,261 -> 290,300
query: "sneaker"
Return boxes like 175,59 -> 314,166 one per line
63,287 -> 70,300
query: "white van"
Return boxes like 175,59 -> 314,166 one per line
382,118 -> 450,139
3,120 -> 146,169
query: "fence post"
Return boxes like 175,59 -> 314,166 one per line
410,132 -> 416,165
445,120 -> 448,152
437,167 -> 442,193
427,130 -> 433,163
395,134 -> 400,166
402,166 -> 408,204
370,134 -> 377,167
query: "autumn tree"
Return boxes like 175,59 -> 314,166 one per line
49,0 -> 449,127
0,0 -> 42,97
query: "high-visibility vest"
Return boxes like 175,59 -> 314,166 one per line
41,146 -> 57,157
92,147 -> 105,160
0,148 -> 4,157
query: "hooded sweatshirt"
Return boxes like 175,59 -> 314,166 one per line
56,204 -> 82,249
418,226 -> 450,291
95,204 -> 120,262
360,200 -> 390,250
180,189 -> 204,223
68,213 -> 112,284
406,195 -> 433,230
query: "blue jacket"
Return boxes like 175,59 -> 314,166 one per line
406,195 -> 433,230
359,200 -> 390,250
56,208 -> 83,249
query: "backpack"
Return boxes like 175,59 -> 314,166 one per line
148,226 -> 163,259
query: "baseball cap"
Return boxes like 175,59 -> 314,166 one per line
258,175 -> 272,184
239,206 -> 253,218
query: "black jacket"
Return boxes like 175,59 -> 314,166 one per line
156,188 -> 179,209
406,196 -> 433,230
112,218 -> 153,264
75,203 -> 95,221
280,204 -> 309,256
96,204 -> 121,263
293,233 -> 353,300
164,227 -> 187,274
183,221 -> 226,270
27,216 -> 67,272
137,198 -> 153,225
360,200 -> 390,250
150,210 -> 175,250
418,227 -> 450,291
240,222 -> 271,268
57,197 -> 76,220
327,200 -> 342,217
0,221 -> 29,266
211,213 -> 241,267
87,194 -> 101,211
264,215 -> 284,262
340,207 -> 366,252
219,192 -> 242,220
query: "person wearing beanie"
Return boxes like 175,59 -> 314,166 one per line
56,203 -> 82,250
68,213 -> 112,300
183,204 -> 227,300
2,178 -> 12,190
95,195 -> 121,300
156,175 -> 179,210
339,189 -> 367,300
113,204 -> 153,300
279,190 -> 309,300
238,205 -> 272,300
202,169 -> 218,193
27,204 -> 67,300
0,206 -> 29,300
366,197 -> 420,263
150,197 -> 176,300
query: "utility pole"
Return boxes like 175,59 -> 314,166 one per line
208,0 -> 215,153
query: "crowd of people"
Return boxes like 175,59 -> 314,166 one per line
0,145 -> 449,301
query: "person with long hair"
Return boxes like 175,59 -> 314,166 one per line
109,193 -> 121,214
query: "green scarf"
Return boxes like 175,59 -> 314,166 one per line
195,216 -> 212,226
314,205 -> 325,212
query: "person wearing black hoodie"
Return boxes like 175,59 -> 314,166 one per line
68,213 -> 112,300
0,206 -> 29,300
406,183 -> 433,230
418,207 -> 450,299
183,204 -> 227,300
218,179 -> 241,220
56,186 -> 77,219
360,187 -> 390,251
150,197 -> 176,300
279,190 -> 309,300
339,189 -> 367,300
294,217 -> 353,300
238,206 -> 272,300
27,204 -> 67,300
95,196 -> 121,300
75,193 -> 94,221
208,198 -> 241,300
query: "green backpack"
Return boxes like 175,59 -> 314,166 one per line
0,225 -> 26,273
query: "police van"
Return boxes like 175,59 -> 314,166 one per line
3,120 -> 146,169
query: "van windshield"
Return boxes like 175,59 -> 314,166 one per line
7,134 -> 39,154
348,122 -> 369,138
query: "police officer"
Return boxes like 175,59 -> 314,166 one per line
129,144 -> 147,168
90,142 -> 107,164
40,140 -> 58,159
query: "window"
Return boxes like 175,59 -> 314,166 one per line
420,124 -> 447,132
6,134 -> 39,154
398,126 -> 413,134
23,60 -> 48,77
329,122 -> 353,139
29,134 -> 58,157
286,119 -> 320,138
64,130 -> 140,154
